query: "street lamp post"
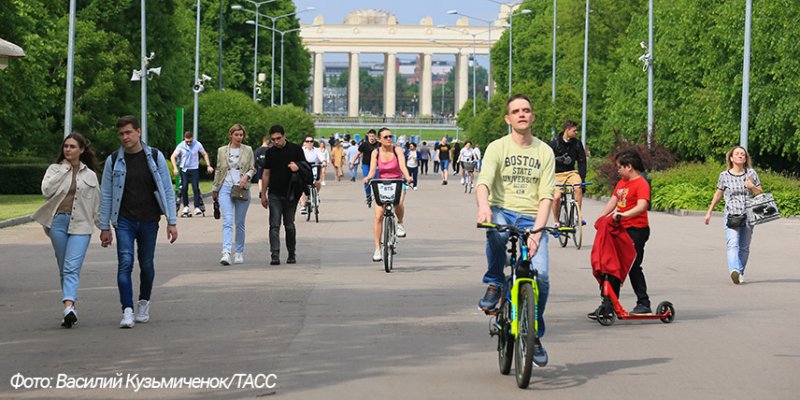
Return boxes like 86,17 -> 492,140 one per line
232,1 -> 277,102
580,0 -> 589,148
140,0 -> 149,142
246,22 -> 317,105
647,0 -> 654,148
193,0 -> 201,140
446,10 -> 495,102
740,0 -> 752,149
436,26 -> 497,116
64,0 -> 76,138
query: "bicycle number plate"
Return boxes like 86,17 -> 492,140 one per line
376,183 -> 399,205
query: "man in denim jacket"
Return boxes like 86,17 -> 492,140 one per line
99,115 -> 178,329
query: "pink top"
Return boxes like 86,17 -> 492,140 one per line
377,148 -> 403,179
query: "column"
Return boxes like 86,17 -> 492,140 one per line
456,52 -> 469,113
419,52 -> 432,116
312,52 -> 324,114
348,52 -> 360,117
383,52 -> 397,117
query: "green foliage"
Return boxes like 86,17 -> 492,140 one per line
196,90 -> 314,160
0,164 -> 50,194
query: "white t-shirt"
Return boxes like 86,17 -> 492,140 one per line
303,147 -> 325,165
224,147 -> 241,186
459,147 -> 477,162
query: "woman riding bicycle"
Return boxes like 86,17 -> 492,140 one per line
548,120 -> 587,225
363,128 -> 414,262
459,141 -> 478,190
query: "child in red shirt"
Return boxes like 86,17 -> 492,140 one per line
592,148 -> 652,316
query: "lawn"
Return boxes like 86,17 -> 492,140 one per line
0,180 -> 216,222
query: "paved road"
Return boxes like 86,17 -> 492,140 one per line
1,170 -> 799,399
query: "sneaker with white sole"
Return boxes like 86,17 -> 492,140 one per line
62,305 -> 77,328
193,208 -> 203,216
120,307 -> 135,328
372,249 -> 382,262
234,253 -> 244,264
135,300 -> 150,323
396,224 -> 406,238
739,274 -> 745,284
220,252 -> 231,265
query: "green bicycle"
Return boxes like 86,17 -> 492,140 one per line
478,222 -> 573,388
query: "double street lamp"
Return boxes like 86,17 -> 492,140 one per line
246,21 -> 318,105
446,10 -> 495,103
233,2 -> 315,105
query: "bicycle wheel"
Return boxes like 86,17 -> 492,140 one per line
557,199 -> 569,247
570,202 -> 583,249
314,188 -> 320,223
382,215 -> 394,273
514,282 -> 537,388
498,295 -> 514,375
305,188 -> 312,222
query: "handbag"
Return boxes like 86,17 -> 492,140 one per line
746,193 -> 781,225
726,213 -> 746,228
230,185 -> 249,201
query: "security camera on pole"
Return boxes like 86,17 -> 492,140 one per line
130,50 -> 161,144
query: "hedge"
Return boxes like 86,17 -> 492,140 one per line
0,163 -> 49,194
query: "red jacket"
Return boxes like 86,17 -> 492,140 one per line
591,216 -> 636,284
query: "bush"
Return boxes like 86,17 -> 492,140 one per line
0,163 -> 49,194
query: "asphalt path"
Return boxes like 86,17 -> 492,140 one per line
1,169 -> 799,399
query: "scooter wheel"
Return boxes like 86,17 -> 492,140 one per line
596,307 -> 616,326
657,301 -> 675,323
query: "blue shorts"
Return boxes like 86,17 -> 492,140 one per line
440,160 -> 450,170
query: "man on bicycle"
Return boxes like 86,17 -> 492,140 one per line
300,135 -> 325,215
476,94 -> 555,367
549,120 -> 587,225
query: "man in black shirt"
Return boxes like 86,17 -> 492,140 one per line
254,134 -> 271,197
352,129 -> 379,207
99,115 -> 178,328
548,119 -> 587,225
260,125 -> 305,265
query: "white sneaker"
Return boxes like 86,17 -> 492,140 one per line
234,253 -> 244,264
396,224 -> 406,238
220,252 -> 231,265
120,307 -> 135,328
193,208 -> 203,216
460,177 -> 465,185
412,186 -> 417,191
61,305 -> 77,328
182,206 -> 189,214
739,275 -> 745,284
135,300 -> 150,323
321,181 -> 326,186
372,249 -> 382,262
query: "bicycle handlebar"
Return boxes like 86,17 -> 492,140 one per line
554,181 -> 593,188
476,222 -> 574,236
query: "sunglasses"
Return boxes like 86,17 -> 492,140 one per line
304,140 -> 314,143
382,135 -> 393,140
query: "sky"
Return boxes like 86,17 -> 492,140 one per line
292,0 -> 513,66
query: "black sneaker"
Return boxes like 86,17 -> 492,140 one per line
478,285 -> 501,311
61,307 -> 77,329
366,197 -> 372,208
287,254 -> 296,264
587,305 -> 602,320
532,338 -> 548,367
631,304 -> 653,315
270,255 -> 280,266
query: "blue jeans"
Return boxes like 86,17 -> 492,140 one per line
219,184 -> 250,254
46,213 -> 91,303
115,216 -> 159,310
407,166 -> 418,187
724,215 -> 753,276
362,164 -> 378,198
484,207 -> 550,337
179,168 -> 203,208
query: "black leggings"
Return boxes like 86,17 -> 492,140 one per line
604,226 -> 650,307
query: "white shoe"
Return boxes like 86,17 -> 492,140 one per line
460,177 -> 465,185
372,249 -> 382,262
135,300 -> 150,323
182,206 -> 189,214
120,307 -> 135,328
234,253 -> 244,264
61,305 -> 77,328
220,252 -> 231,265
412,186 -> 417,191
193,208 -> 203,216
396,224 -> 406,238
739,275 -> 745,284
321,181 -> 326,186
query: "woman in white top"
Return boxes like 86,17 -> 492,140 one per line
317,141 -> 330,186
211,124 -> 256,265
458,141 -> 478,189
32,133 -> 101,328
